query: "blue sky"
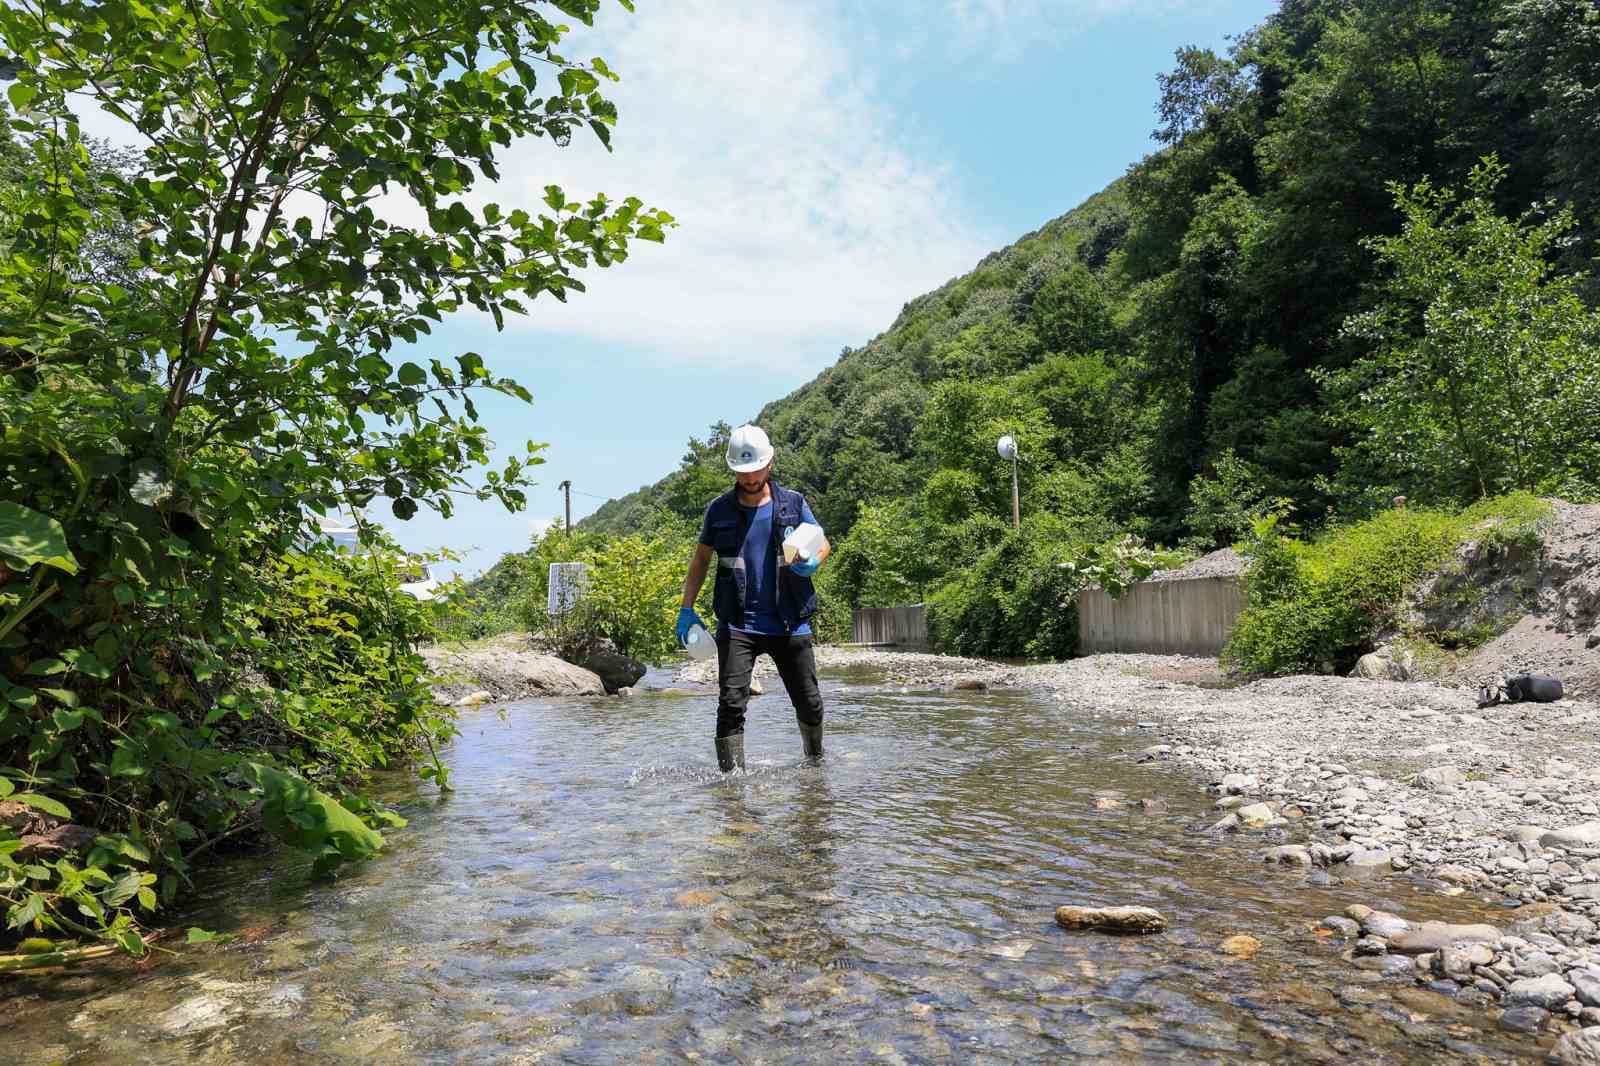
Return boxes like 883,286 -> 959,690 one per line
81,0 -> 1274,577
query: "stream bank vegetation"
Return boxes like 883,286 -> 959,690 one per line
1,0 -> 668,961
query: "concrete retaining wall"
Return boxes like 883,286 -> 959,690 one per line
1076,577 -> 1246,657
852,605 -> 929,649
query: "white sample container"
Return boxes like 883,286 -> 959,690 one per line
684,624 -> 716,660
782,522 -> 825,565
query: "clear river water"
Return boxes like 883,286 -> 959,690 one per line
7,665 -> 1545,1063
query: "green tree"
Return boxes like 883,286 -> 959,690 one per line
1491,0 -> 1600,278
1327,158 -> 1600,503
0,0 -> 667,952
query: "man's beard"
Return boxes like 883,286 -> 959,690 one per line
734,474 -> 769,499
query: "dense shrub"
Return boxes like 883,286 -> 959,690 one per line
926,517 -> 1183,659
508,523 -> 712,665
1223,494 -> 1551,674
1,523 -> 446,960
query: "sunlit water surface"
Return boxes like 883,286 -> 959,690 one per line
8,666 -> 1542,1063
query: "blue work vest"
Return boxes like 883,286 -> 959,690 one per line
704,481 -> 818,632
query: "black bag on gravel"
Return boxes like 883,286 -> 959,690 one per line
1479,673 -> 1564,706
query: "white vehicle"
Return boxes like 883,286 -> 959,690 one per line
398,563 -> 440,602
310,513 -> 439,600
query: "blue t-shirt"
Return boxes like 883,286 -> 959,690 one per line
703,495 -> 818,636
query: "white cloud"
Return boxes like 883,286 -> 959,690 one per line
484,0 -> 999,371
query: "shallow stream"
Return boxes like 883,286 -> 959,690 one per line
8,666 -> 1543,1063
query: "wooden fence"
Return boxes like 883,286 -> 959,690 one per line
1075,577 -> 1246,657
851,605 -> 929,648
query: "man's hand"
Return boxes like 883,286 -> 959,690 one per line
676,607 -> 707,647
791,556 -> 821,578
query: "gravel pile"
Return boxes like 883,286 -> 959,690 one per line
1145,547 -> 1248,583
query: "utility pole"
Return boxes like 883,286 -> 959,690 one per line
1011,456 -> 1020,530
558,480 -> 571,533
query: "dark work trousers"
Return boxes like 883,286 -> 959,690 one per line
715,629 -> 824,738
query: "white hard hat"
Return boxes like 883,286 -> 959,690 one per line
725,424 -> 774,473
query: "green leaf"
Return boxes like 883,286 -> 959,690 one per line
250,763 -> 385,869
397,361 -> 426,386
51,707 -> 84,732
13,793 -> 70,819
0,502 -> 78,574
8,894 -> 44,930
186,927 -> 220,944
103,871 -> 141,907
15,937 -> 56,954
6,82 -> 37,111
0,776 -> 12,798
136,887 -> 157,911
391,497 -> 417,520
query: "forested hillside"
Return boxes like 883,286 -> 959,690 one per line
515,0 -> 1600,656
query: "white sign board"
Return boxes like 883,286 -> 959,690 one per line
547,562 -> 588,614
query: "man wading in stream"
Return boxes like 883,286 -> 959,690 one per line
677,424 -> 831,772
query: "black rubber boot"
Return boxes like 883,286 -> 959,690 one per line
714,732 -> 745,773
799,724 -> 823,765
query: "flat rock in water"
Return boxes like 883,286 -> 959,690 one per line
1235,802 -> 1280,828
1498,1005 -> 1549,1034
1359,910 -> 1411,938
1339,849 -> 1394,877
1266,845 -> 1312,866
1387,921 -> 1501,955
1319,916 -> 1360,938
1055,905 -> 1167,934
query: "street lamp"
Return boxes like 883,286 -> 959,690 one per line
996,434 -> 1019,529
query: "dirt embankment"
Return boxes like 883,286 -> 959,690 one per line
1445,501 -> 1600,698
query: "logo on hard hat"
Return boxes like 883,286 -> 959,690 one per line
741,450 -> 752,460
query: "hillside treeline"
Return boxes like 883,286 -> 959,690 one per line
570,0 -> 1598,654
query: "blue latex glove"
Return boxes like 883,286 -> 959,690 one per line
791,555 -> 821,578
675,607 -> 706,647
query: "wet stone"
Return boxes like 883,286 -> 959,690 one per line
1551,1027 -> 1600,1066
1319,916 -> 1360,938
1358,910 -> 1411,939
1054,905 -> 1167,934
1498,1005 -> 1550,1033
1570,969 -> 1600,1008
1506,972 -> 1576,1009
1387,921 -> 1501,955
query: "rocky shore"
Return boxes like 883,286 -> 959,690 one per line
687,645 -> 1600,1058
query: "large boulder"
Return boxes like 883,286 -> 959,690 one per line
422,634 -> 606,700
573,639 -> 647,695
